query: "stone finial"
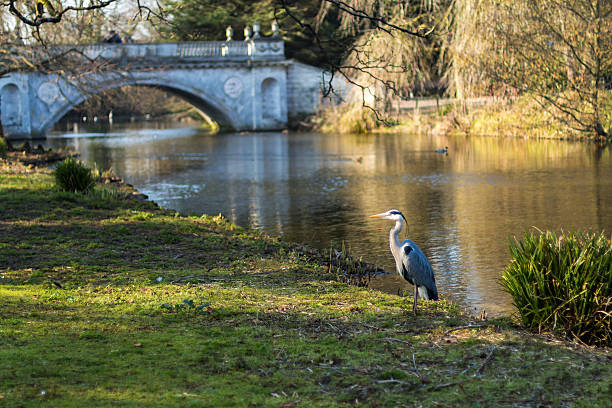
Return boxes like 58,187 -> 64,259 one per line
271,20 -> 279,37
244,25 -> 252,41
226,26 -> 233,41
252,22 -> 261,39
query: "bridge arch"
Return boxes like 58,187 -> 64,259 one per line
40,77 -> 242,134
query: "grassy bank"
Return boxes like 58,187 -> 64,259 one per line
317,96 -> 611,141
1,159 -> 611,407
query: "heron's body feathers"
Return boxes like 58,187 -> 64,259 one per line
399,240 -> 438,300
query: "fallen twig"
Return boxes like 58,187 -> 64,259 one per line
395,329 -> 417,334
327,322 -> 340,332
475,346 -> 497,375
412,353 -> 424,382
427,379 -> 468,391
376,378 -> 410,385
444,325 -> 489,335
360,322 -> 382,331
385,337 -> 411,344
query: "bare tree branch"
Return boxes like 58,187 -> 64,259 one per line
7,0 -> 120,27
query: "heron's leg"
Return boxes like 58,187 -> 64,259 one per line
413,285 -> 418,316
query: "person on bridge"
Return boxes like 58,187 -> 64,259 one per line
104,30 -> 122,44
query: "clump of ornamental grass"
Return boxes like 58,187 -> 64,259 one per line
54,157 -> 96,193
501,230 -> 611,346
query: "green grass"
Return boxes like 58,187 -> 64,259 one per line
1,162 -> 611,407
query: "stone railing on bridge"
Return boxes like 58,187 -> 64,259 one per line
2,39 -> 284,72
3,22 -> 285,69
72,38 -> 284,65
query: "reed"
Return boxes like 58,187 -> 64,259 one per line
318,104 -> 379,134
501,230 -> 611,346
326,241 -> 380,287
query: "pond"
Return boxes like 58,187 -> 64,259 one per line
46,123 -> 612,316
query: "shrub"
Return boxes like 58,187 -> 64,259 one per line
501,230 -> 611,346
54,157 -> 95,193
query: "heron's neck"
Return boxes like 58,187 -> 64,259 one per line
389,219 -> 404,257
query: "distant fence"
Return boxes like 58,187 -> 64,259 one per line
397,96 -> 495,113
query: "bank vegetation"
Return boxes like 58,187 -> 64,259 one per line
309,0 -> 610,141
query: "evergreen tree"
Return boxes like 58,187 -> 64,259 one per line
158,0 -> 349,67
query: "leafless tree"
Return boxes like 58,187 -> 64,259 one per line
450,0 -> 611,138
277,1 -> 610,137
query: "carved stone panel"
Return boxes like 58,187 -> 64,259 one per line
37,81 -> 63,105
224,77 -> 243,99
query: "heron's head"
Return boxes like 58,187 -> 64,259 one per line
370,209 -> 407,224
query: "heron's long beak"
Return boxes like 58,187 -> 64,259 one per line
370,212 -> 386,219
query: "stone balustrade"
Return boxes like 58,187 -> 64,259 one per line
48,39 -> 285,65
3,21 -> 285,67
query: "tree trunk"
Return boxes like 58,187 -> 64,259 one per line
594,122 -> 609,140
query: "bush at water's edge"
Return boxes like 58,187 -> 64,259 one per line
501,230 -> 612,346
314,95 -> 611,140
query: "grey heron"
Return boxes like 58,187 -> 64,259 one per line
370,209 -> 438,315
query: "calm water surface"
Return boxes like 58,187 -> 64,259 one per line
47,124 -> 612,316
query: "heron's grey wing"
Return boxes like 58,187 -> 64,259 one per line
401,241 -> 438,300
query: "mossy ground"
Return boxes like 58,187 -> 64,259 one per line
1,159 -> 610,407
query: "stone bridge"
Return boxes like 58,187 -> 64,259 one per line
0,31 -> 329,139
